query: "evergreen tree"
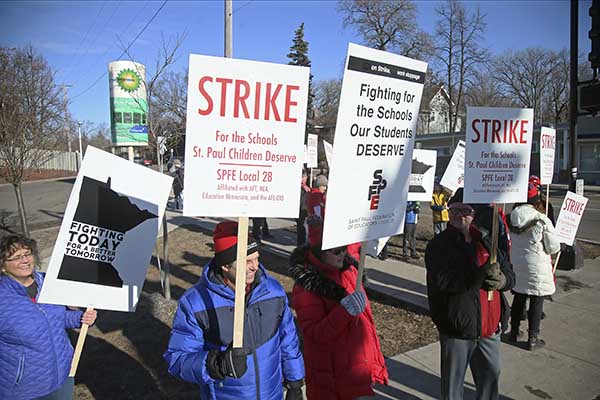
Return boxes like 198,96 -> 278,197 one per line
287,23 -> 314,126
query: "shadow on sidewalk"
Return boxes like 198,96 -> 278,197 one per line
373,357 -> 515,400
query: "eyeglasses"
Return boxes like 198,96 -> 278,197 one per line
5,252 -> 33,262
449,208 -> 475,217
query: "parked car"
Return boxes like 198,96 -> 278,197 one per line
133,156 -> 144,165
143,159 -> 153,166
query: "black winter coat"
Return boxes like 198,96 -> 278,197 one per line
425,225 -> 515,339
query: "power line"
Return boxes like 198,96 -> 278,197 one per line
71,0 -> 168,101
233,0 -> 254,14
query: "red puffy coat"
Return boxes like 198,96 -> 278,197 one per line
289,247 -> 388,400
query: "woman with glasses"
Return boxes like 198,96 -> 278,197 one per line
0,234 -> 96,400
288,191 -> 388,400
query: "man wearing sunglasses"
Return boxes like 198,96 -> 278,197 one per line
425,188 -> 515,400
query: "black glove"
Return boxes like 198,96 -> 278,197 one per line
206,345 -> 250,380
482,263 -> 506,290
285,380 -> 304,400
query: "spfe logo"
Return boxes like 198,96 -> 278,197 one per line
368,169 -> 387,210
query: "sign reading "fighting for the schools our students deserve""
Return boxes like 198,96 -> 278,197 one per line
322,43 -> 427,250
183,54 -> 309,217
463,107 -> 534,204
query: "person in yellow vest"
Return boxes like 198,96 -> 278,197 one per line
431,178 -> 451,236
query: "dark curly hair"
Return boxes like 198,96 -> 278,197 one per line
0,234 -> 39,271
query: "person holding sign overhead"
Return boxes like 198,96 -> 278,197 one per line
164,221 -> 305,400
425,189 -> 515,400
0,234 -> 97,400
289,192 -> 388,400
507,183 -> 560,350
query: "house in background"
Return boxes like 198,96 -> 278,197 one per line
417,85 -> 463,135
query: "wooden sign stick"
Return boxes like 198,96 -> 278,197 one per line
552,251 -> 562,274
232,217 -> 249,348
487,204 -> 500,301
355,241 -> 368,291
69,307 -> 94,377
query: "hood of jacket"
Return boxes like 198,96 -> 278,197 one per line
289,246 -> 348,302
509,204 -> 542,233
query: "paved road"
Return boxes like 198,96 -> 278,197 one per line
1,179 -> 599,241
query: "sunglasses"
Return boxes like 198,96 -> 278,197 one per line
449,207 -> 475,217
329,247 -> 346,255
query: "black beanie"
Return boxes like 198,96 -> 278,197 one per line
448,188 -> 464,206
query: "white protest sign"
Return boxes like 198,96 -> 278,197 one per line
323,139 -> 334,167
183,54 -> 309,217
540,126 -> 556,185
408,149 -> 437,201
322,43 -> 427,250
38,147 -> 173,312
555,191 -> 588,246
306,133 -> 318,168
440,140 -> 465,193
464,107 -> 534,204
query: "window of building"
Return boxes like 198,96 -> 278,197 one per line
532,141 -> 539,153
141,113 -> 147,124
123,113 -> 132,124
113,112 -> 123,124
439,146 -> 452,156
133,113 -> 141,124
580,143 -> 600,171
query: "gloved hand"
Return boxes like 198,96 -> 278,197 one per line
206,345 -> 250,380
284,380 -> 304,400
482,263 -> 506,290
340,290 -> 367,316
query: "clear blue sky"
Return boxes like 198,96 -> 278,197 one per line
0,0 -> 593,126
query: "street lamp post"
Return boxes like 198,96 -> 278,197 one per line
77,121 -> 83,164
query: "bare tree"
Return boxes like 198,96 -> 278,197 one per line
313,79 -> 343,128
338,0 -> 433,60
148,70 -> 187,157
493,47 -> 558,124
464,69 -> 514,108
543,49 -> 569,125
434,0 -> 488,132
0,46 -> 64,235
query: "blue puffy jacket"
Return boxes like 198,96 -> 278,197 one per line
164,260 -> 304,400
0,271 -> 82,400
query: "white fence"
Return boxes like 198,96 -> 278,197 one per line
36,150 -> 79,171
12,149 -> 79,172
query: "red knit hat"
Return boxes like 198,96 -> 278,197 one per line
529,175 -> 541,186
527,182 -> 540,204
213,221 -> 258,266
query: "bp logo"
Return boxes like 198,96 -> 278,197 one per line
116,68 -> 141,93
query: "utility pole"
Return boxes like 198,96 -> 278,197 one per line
58,84 -> 73,154
569,0 -> 578,190
225,0 -> 232,58
77,121 -> 83,167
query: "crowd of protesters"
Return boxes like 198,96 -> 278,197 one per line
0,164 -> 563,400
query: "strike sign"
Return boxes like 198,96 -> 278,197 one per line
464,107 -> 534,204
184,54 -> 309,217
540,127 -> 556,185
555,191 -> 588,246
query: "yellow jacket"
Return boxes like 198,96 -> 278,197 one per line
431,191 -> 450,222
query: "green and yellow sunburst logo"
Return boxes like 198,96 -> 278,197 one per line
116,68 -> 141,93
